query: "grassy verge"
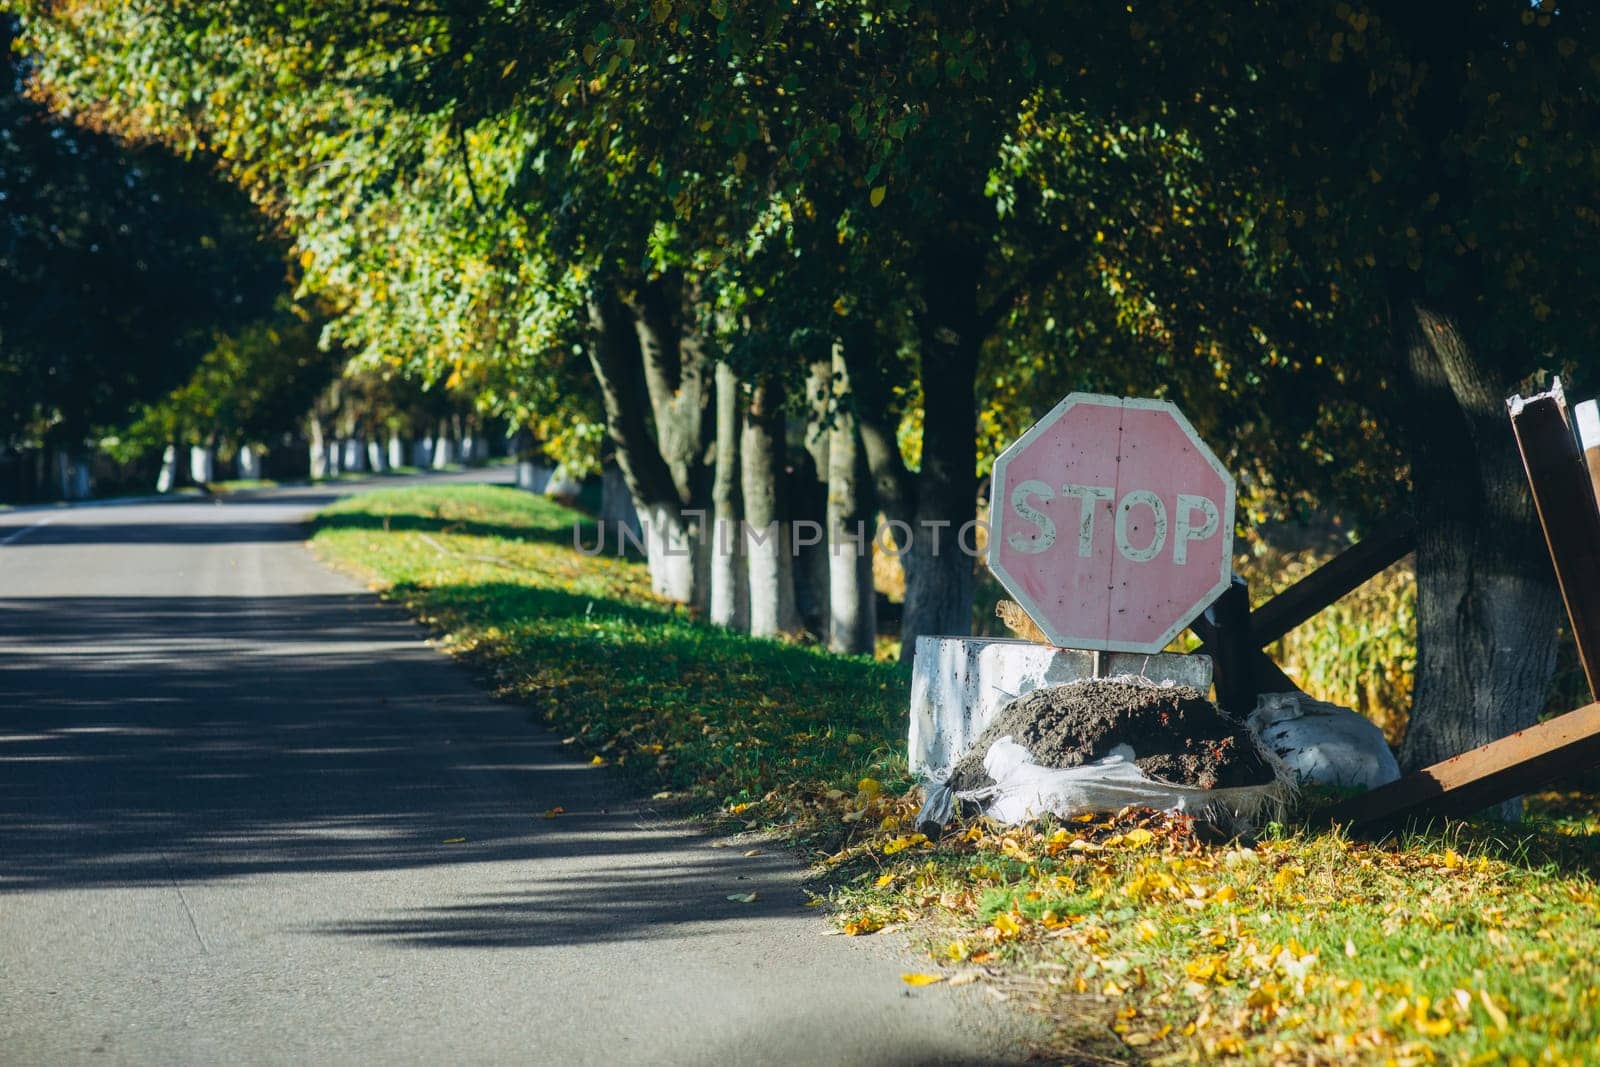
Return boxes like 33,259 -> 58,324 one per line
313,484 -> 1600,1065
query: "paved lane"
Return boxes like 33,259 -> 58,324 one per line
0,477 -> 1027,1066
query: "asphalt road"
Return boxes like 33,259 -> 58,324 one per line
0,473 -> 1031,1066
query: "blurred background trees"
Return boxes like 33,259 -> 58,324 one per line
3,0 -> 1595,764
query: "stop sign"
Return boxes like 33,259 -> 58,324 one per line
987,393 -> 1235,654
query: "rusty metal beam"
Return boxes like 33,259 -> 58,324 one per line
1508,382 -> 1600,702
1324,701 -> 1600,828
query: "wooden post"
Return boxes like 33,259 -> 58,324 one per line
1508,382 -> 1600,701
1249,516 -> 1417,646
1578,399 -> 1600,516
1191,576 -> 1257,718
1325,700 -> 1600,828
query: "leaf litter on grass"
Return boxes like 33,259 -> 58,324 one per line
314,485 -> 1600,1065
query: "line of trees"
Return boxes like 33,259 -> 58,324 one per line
9,1 -> 1597,775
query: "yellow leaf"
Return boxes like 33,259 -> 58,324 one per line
543,806 -> 565,819
882,833 -> 928,856
590,755 -> 606,766
742,848 -> 762,857
901,973 -> 944,986
442,837 -> 466,844
869,186 -> 887,207
992,912 -> 1022,939
1122,827 -> 1156,848
857,777 -> 882,800
873,873 -> 895,889
1479,989 -> 1509,1030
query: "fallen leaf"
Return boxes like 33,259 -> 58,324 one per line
727,892 -> 759,903
1479,989 -> 1509,1030
1122,827 -> 1156,848
901,973 -> 944,986
947,971 -> 981,987
442,837 -> 466,844
543,806 -> 565,819
589,755 -> 606,766
742,848 -> 762,857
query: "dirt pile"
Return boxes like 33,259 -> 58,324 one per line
947,680 -> 1274,793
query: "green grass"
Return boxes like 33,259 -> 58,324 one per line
313,484 -> 1600,1065
312,483 -> 911,810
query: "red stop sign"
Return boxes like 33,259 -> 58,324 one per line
987,393 -> 1236,654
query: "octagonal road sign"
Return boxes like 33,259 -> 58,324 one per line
987,393 -> 1236,654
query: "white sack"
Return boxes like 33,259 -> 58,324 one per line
1248,692 -> 1400,792
956,737 -> 1285,827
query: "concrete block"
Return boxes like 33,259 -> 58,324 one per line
908,635 -> 1213,779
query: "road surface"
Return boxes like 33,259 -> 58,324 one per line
0,474 -> 1030,1066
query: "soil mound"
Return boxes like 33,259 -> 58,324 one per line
947,680 -> 1274,793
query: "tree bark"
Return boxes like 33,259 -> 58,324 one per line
899,244 -> 983,654
844,334 -> 913,533
741,377 -> 801,637
585,283 -> 705,605
1395,299 -> 1563,818
826,344 -> 877,654
306,417 -> 328,480
710,361 -> 747,629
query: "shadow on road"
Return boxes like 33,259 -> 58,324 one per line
0,591 -> 814,951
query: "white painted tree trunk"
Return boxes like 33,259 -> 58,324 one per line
745,522 -> 801,638
709,361 -> 746,630
366,440 -> 387,473
518,462 -> 554,493
55,452 -> 90,500
308,419 -> 329,479
544,465 -> 583,501
411,437 -> 432,469
189,446 -> 214,485
642,504 -> 699,604
237,445 -> 261,481
388,433 -> 405,470
157,445 -> 179,493
340,438 -> 366,472
432,433 -> 455,469
826,349 -> 876,654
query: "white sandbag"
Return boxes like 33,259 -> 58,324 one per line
1248,692 -> 1400,791
955,737 -> 1286,827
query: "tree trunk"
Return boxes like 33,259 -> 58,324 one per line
585,285 -> 702,604
1395,299 -> 1563,818
626,274 -> 714,611
742,378 -> 801,637
826,344 -> 877,654
899,247 -> 983,654
157,442 -> 181,493
709,361 -> 747,629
